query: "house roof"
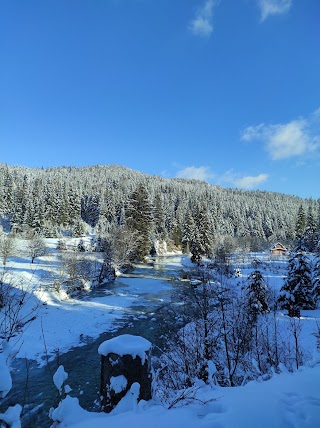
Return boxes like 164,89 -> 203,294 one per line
270,242 -> 287,251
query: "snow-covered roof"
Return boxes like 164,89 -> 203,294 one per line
270,242 -> 287,251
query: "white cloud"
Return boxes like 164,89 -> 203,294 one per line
189,0 -> 217,37
221,170 -> 269,189
234,174 -> 269,189
258,0 -> 292,21
176,166 -> 214,181
241,109 -> 320,160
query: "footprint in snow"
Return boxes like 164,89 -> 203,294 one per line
280,391 -> 320,427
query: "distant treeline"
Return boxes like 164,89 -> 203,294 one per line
0,164 -> 319,254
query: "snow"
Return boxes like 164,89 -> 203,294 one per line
110,375 -> 128,393
13,289 -> 135,364
110,382 -> 140,415
2,241 -> 320,427
0,238 -> 174,365
0,404 -> 22,428
98,334 -> 151,364
64,384 -> 72,394
0,341 -> 13,398
49,395 -> 95,427
49,364 -> 320,427
206,360 -> 217,385
0,353 -> 12,398
53,365 -> 68,392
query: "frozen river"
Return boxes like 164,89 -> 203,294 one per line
6,255 -> 197,427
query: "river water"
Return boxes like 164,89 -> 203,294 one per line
3,255 -> 198,427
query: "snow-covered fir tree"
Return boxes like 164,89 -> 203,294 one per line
313,253 -> 320,306
278,242 -> 315,310
295,204 -> 306,240
81,194 -> 100,230
126,184 -> 152,261
246,264 -> 270,321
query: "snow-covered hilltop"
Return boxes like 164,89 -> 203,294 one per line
0,163 -> 317,252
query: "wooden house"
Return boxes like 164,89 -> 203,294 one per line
270,242 -> 287,256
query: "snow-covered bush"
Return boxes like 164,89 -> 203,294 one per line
0,272 -> 39,340
26,234 -> 47,263
155,270 -> 310,403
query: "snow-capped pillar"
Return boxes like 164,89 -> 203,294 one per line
98,334 -> 152,413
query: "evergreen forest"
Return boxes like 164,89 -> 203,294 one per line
0,163 -> 319,259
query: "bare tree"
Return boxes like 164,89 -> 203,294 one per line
103,225 -> 139,272
289,317 -> 303,370
0,234 -> 16,266
0,271 -> 39,341
54,252 -> 85,293
54,252 -> 108,294
26,234 -> 47,263
0,270 -> 40,427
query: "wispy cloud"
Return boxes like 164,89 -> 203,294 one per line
176,167 -> 268,189
258,0 -> 292,21
241,108 -> 320,160
221,170 -> 269,189
189,0 -> 218,37
234,174 -> 269,189
176,166 -> 214,181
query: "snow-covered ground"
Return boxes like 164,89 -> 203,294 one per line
1,240 -> 320,427
51,361 -> 320,428
0,238 -> 178,364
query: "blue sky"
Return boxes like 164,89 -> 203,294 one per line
1,0 -> 319,198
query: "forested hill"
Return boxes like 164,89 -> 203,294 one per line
0,163 -> 318,250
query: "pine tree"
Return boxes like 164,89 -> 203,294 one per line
195,204 -> 213,258
81,194 -> 100,229
126,185 -> 152,261
313,254 -> 320,306
32,198 -> 45,233
188,204 -> 213,263
303,206 -> 318,252
68,187 -> 81,224
278,243 -> 314,310
58,184 -> 70,226
153,193 -> 166,240
316,201 -> 320,252
1,166 -> 14,216
117,204 -> 126,226
246,267 -> 270,321
11,175 -> 28,234
73,219 -> 85,237
103,191 -> 117,224
190,228 -> 203,263
182,211 -> 195,254
295,204 -> 306,240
